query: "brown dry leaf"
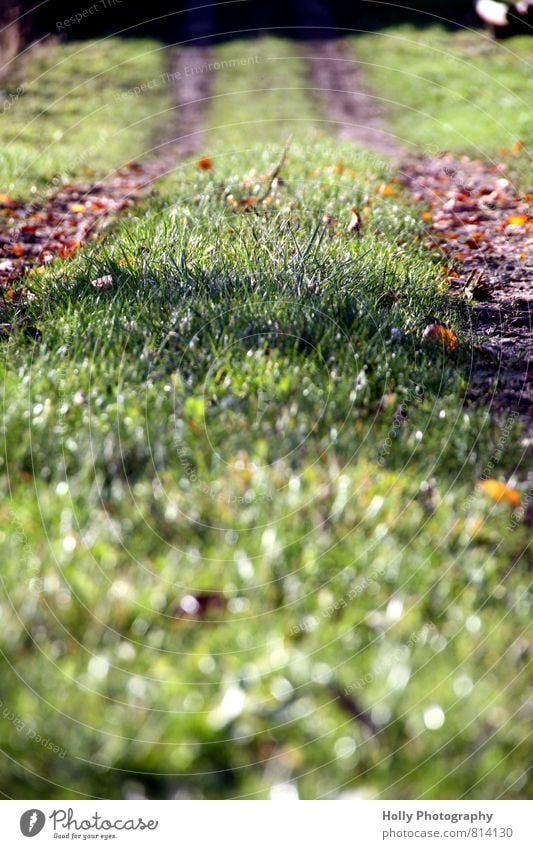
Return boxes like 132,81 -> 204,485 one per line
175,592 -> 225,618
59,241 -> 81,259
347,206 -> 361,233
10,243 -> 26,257
198,156 -> 213,171
422,323 -> 458,351
478,479 -> 521,509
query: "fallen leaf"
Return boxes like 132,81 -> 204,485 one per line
511,140 -> 524,155
422,323 -> 457,351
347,206 -> 361,233
91,274 -> 114,289
0,193 -> 17,207
10,243 -> 26,257
70,203 -> 86,213
378,184 -> 396,197
198,156 -> 213,170
507,214 -> 529,226
59,241 -> 81,259
421,211 -> 433,221
478,480 -> 521,509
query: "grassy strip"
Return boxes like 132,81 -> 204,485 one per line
205,38 -> 321,147
0,38 -> 171,196
354,26 -> 532,183
0,37 -> 530,800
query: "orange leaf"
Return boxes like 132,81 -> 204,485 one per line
197,156 -> 212,171
507,214 -> 528,226
422,323 -> 457,351
0,193 -> 16,207
478,480 -> 521,509
59,241 -> 81,259
10,243 -> 26,257
239,196 -> 257,207
421,211 -> 433,221
511,140 -> 523,155
378,184 -> 396,197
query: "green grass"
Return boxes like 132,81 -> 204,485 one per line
0,38 -> 171,196
0,36 -> 531,800
355,25 -> 532,184
206,38 -> 321,146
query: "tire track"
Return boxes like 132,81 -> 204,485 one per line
0,45 -> 214,300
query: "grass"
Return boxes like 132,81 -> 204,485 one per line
0,38 -> 171,196
354,25 -> 532,185
0,36 -> 531,800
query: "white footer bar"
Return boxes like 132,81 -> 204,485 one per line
2,800 -> 531,848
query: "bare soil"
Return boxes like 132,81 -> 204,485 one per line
0,46 -> 214,297
305,38 -> 531,427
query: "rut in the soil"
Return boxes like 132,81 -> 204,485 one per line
305,38 -> 531,426
0,46 -> 214,296
305,39 -> 403,157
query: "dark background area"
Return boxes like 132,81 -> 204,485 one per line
7,1 -> 479,45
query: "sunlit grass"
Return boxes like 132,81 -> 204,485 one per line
354,26 -> 532,184
0,38 -> 171,196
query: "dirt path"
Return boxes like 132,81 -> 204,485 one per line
402,154 -> 532,423
0,46 -> 213,301
306,39 -> 403,157
305,38 -> 531,426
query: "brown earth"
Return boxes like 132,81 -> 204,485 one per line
0,46 -> 214,302
305,38 -> 531,428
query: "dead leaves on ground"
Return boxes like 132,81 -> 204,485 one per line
0,159 -> 162,297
